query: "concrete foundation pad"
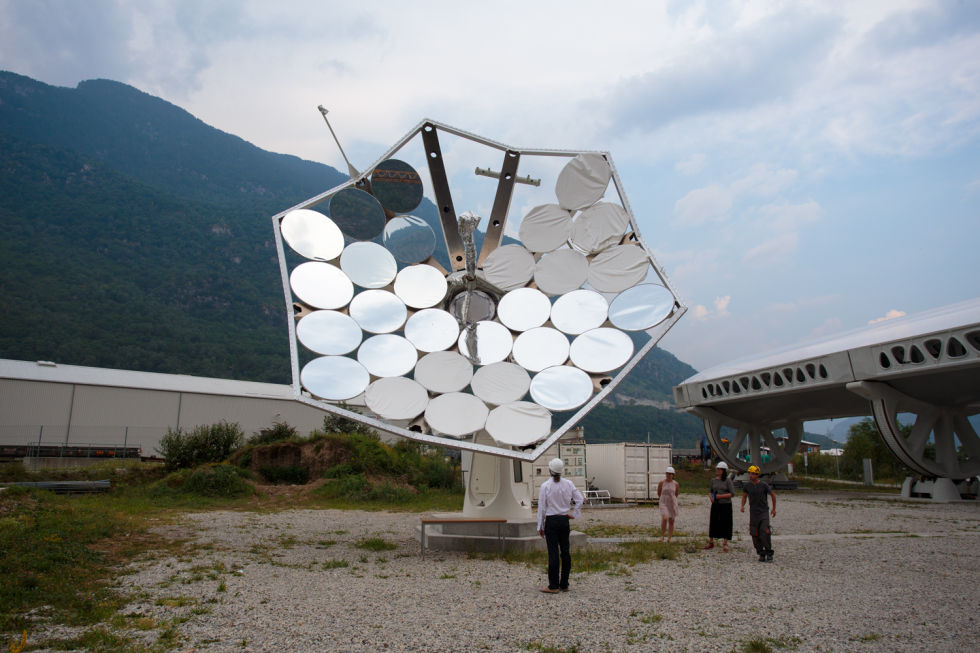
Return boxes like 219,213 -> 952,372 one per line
416,515 -> 587,554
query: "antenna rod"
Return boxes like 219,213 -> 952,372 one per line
474,166 -> 540,186
317,105 -> 360,179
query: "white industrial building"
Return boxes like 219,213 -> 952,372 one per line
0,358 -> 337,456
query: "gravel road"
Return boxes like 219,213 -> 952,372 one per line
46,491 -> 980,651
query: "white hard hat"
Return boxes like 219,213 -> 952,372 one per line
548,458 -> 564,475
716,461 -> 728,469
665,466 -> 675,474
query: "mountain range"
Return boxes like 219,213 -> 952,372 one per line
0,70 -> 706,446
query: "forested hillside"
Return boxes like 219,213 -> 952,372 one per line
0,70 -> 702,445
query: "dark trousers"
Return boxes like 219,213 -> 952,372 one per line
544,514 -> 571,590
749,514 -> 773,555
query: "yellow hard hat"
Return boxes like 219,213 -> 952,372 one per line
747,465 -> 761,475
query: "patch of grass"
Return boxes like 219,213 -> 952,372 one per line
497,539 -> 680,574
354,536 -> 398,551
521,640 -> 582,653
852,633 -> 881,642
155,596 -> 198,608
322,559 -> 349,569
740,635 -> 802,652
32,627 -> 133,651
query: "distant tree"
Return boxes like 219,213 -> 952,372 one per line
840,419 -> 913,481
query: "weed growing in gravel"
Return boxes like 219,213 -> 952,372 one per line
521,640 -> 582,653
741,635 -> 802,651
355,536 -> 398,551
852,633 -> 881,642
322,559 -> 349,569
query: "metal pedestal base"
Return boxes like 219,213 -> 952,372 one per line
415,515 -> 587,555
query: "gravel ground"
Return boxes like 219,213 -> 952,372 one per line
42,491 -> 980,651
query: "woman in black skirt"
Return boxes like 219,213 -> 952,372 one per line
705,461 -> 735,552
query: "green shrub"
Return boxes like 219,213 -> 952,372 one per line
249,421 -> 299,446
322,406 -> 376,437
154,464 -> 251,498
156,421 -> 245,470
258,465 -> 309,485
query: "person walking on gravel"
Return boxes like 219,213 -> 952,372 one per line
657,466 -> 679,543
705,461 -> 734,552
537,458 -> 584,593
740,465 -> 776,562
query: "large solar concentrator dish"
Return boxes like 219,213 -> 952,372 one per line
272,119 -> 686,461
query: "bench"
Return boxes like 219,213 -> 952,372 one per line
584,489 -> 611,505
419,517 -> 507,558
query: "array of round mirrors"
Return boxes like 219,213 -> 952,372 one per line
278,149 -> 676,448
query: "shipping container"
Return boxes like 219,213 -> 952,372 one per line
585,443 -> 672,502
531,428 -> 586,499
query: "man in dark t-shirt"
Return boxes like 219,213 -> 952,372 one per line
740,465 -> 776,562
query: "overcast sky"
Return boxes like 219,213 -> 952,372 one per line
2,0 -> 978,381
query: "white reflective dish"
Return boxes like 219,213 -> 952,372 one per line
404,308 -> 459,352
300,356 -> 370,401
470,362 -> 530,405
340,242 -> 397,288
356,334 -> 417,377
328,187 -> 386,240
570,328 -> 635,373
365,377 -> 428,420
512,327 -> 570,372
608,283 -> 674,331
530,366 -> 594,411
497,287 -> 551,332
457,321 -> 513,365
550,289 -> 608,335
485,402 -> 551,446
482,244 -> 535,291
424,393 -> 489,437
534,249 -> 588,296
280,209 -> 344,261
518,204 -> 572,253
555,153 -> 611,211
394,264 -> 448,308
587,244 -> 649,293
370,159 -> 423,214
414,351 -> 473,393
349,289 -> 407,333
289,262 -> 354,310
569,202 -> 631,255
383,215 -> 436,264
296,310 -> 362,355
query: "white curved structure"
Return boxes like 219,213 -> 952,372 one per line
673,298 -> 980,498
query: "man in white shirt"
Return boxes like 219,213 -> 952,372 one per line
536,458 -> 584,593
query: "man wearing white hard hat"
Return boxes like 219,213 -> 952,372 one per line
536,457 -> 584,593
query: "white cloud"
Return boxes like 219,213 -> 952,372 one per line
692,305 -> 710,320
675,153 -> 706,174
868,309 -> 906,324
673,185 -> 733,226
743,232 -> 799,267
713,295 -> 731,316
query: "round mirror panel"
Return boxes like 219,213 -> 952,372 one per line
280,209 -> 344,261
518,204 -> 572,253
482,244 -> 535,291
296,310 -> 362,355
404,308 -> 459,352
449,289 -> 496,323
587,244 -> 649,293
383,215 -> 436,264
328,187 -> 386,241
497,287 -> 551,332
569,202 -> 631,255
485,402 -> 551,447
424,393 -> 489,437
394,264 -> 448,309
555,153 -> 611,212
290,262 -> 354,310
414,351 -> 473,393
470,362 -> 530,405
551,289 -> 608,335
530,366 -> 594,411
349,289 -> 407,334
512,327 -> 570,372
569,327 -> 634,373
356,334 -> 417,377
365,377 -> 428,420
300,356 -> 369,401
534,249 -> 588,296
340,242 -> 397,288
370,159 -> 423,214
457,321 -> 513,365
608,283 -> 674,331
